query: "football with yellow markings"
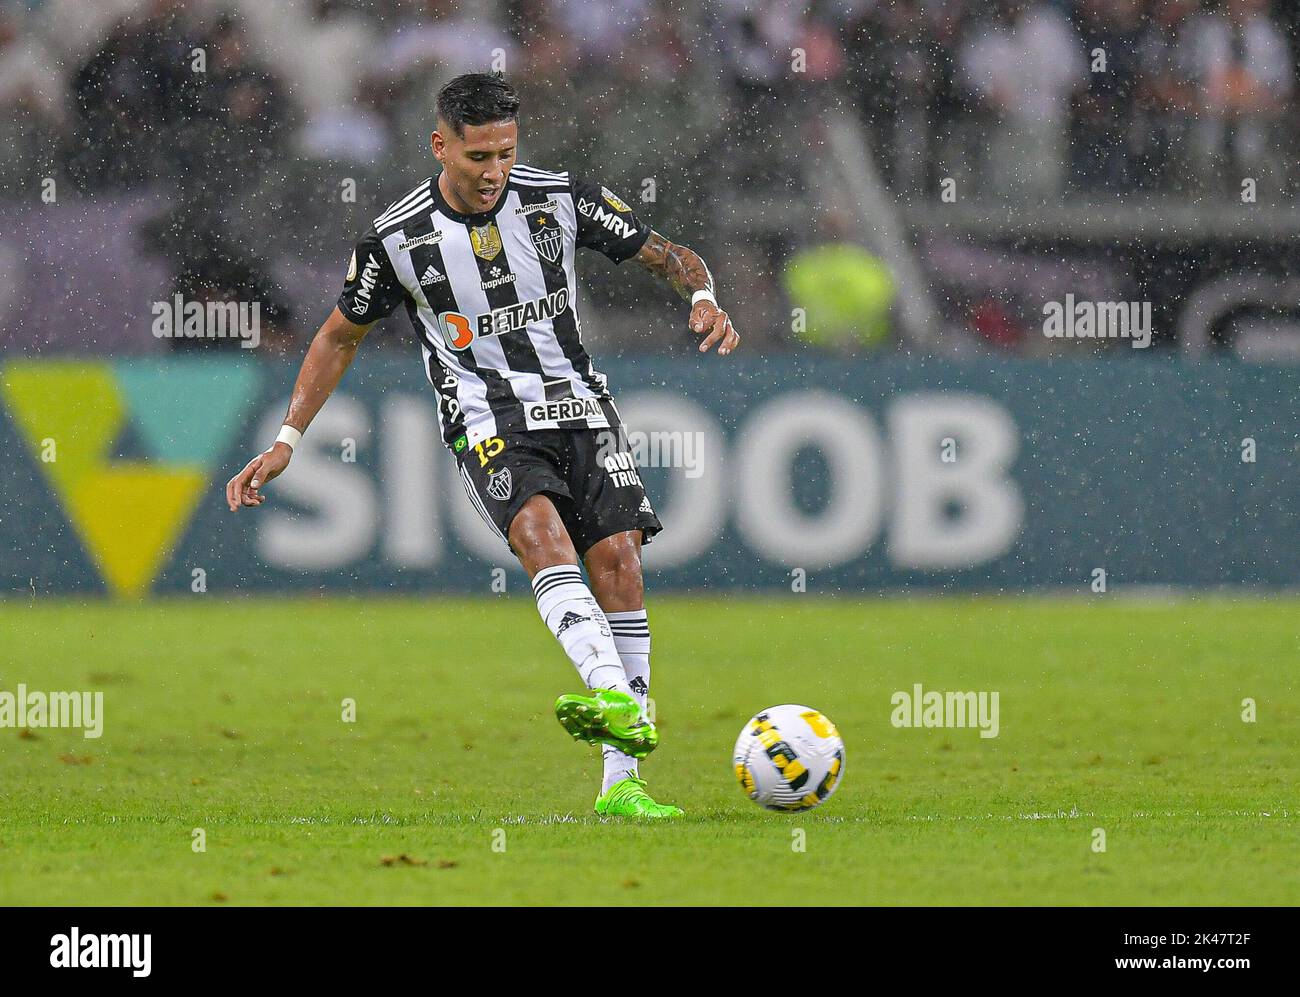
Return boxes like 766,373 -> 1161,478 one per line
733,705 -> 846,811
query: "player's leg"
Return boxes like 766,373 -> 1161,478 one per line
581,529 -> 681,817
567,428 -> 663,735
510,495 -> 629,696
456,435 -> 645,745
561,426 -> 679,817
583,530 -> 650,788
508,495 -> 656,758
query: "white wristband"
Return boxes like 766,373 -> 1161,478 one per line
274,425 -> 302,451
691,289 -> 717,308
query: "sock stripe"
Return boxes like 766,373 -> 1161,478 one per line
532,570 -> 582,590
532,567 -> 582,581
608,611 -> 648,637
533,579 -> 581,603
531,566 -> 583,586
532,570 -> 584,601
533,580 -> 583,603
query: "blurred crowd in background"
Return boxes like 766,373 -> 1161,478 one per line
2,0 -> 1298,356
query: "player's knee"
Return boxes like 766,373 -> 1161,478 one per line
509,496 -> 572,561
590,543 -> 643,601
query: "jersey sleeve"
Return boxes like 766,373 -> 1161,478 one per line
571,176 -> 652,264
336,228 -> 408,323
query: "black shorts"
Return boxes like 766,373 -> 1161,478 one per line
456,428 -> 663,556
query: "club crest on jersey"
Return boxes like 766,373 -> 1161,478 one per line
486,467 -> 513,502
531,223 -> 562,264
345,250 -> 357,281
435,288 -> 570,351
470,223 -> 503,261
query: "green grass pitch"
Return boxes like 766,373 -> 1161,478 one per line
0,595 -> 1296,906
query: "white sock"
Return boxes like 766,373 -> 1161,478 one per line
602,609 -> 651,792
531,565 -> 631,696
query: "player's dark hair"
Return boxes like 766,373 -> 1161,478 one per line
435,73 -> 521,137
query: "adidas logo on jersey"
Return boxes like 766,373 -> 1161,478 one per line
420,265 -> 446,287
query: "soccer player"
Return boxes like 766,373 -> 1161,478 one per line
225,73 -> 738,819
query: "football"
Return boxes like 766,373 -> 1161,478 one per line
732,705 -> 846,811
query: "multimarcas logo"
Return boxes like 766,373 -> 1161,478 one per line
0,361 -> 260,597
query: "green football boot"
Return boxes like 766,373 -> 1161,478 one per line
554,689 -> 659,759
594,776 -> 684,819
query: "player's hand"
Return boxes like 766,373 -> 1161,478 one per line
691,300 -> 740,356
225,442 -> 291,511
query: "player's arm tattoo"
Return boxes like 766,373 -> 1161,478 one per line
634,231 -> 714,303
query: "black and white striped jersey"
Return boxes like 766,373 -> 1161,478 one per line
337,164 -> 652,453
